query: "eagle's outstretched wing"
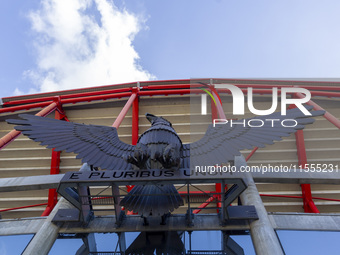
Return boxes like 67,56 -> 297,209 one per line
181,105 -> 325,168
7,114 -> 134,170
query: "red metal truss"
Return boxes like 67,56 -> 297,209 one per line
1,80 -> 340,215
210,92 -> 222,212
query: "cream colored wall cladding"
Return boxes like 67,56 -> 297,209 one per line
0,79 -> 339,219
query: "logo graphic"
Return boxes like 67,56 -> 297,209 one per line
201,84 -> 311,116
200,84 -> 312,127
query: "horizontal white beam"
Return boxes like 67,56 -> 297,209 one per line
2,213 -> 340,236
0,174 -> 63,192
1,170 -> 340,193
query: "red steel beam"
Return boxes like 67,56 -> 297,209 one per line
296,93 -> 340,129
127,90 -> 139,194
293,93 -> 335,213
111,92 -> 138,214
112,93 -> 137,128
141,88 -> 340,98
2,87 -> 340,116
0,203 -> 48,213
0,101 -> 58,150
2,81 -> 339,216
0,101 -> 55,114
132,90 -> 139,145
3,78 -> 340,105
0,92 -> 132,115
220,83 -> 340,91
245,147 -> 259,162
210,86 -> 229,212
3,81 -> 340,110
210,93 -> 222,212
2,87 -> 133,107
217,88 -> 340,98
193,196 -> 216,214
41,102 -> 68,217
259,193 -> 340,203
41,149 -> 60,217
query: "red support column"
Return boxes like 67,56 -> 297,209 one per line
42,97 -> 68,216
210,86 -> 223,212
112,92 -> 137,128
295,127 -> 320,213
127,89 -> 139,196
132,90 -> 139,145
290,93 -> 320,214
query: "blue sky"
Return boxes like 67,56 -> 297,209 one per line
1,0 -> 340,98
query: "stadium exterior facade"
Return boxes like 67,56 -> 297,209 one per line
0,79 -> 339,254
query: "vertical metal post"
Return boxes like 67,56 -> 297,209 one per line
220,180 -> 226,223
76,233 -> 97,254
295,129 -> 320,213
42,99 -> 68,216
210,86 -> 223,212
117,232 -> 126,253
188,231 -> 192,254
22,198 -> 74,255
112,185 -> 122,226
132,89 -> 139,145
186,184 -> 193,226
236,155 -> 284,255
293,94 -> 319,213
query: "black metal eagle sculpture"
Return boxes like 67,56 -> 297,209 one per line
7,106 -> 324,217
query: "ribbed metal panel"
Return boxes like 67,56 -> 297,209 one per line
0,84 -> 339,219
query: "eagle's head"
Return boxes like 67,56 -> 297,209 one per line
145,113 -> 172,127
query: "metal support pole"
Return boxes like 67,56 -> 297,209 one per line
132,90 -> 139,145
210,86 -> 224,212
22,198 -> 74,255
117,232 -> 126,252
23,164 -> 90,255
236,155 -> 284,255
76,233 -> 97,255
112,92 -> 137,128
245,147 -> 258,161
42,100 -> 68,216
188,231 -> 192,254
293,94 -> 320,213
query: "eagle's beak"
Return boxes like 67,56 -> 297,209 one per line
145,113 -> 157,123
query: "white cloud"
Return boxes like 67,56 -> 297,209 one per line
24,0 -> 154,93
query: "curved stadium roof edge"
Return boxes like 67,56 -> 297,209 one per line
2,78 -> 340,106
